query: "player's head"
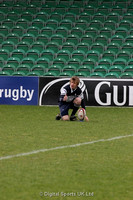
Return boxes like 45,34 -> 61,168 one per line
70,76 -> 80,89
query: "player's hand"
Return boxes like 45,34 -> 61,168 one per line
85,115 -> 89,122
63,95 -> 68,101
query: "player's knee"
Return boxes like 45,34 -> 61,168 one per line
62,115 -> 69,121
74,97 -> 81,105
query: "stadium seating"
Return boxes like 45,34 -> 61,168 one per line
0,0 -> 132,78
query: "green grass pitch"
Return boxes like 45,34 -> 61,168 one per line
0,105 -> 133,200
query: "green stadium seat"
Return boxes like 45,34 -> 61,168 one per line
0,33 -> 5,43
31,64 -> 47,73
27,71 -> 41,76
21,57 -> 35,67
104,20 -> 116,30
89,20 -> 103,30
97,5 -> 110,15
127,59 -> 133,66
59,19 -> 73,30
43,71 -> 57,76
0,71 -> 11,76
31,19 -> 44,29
36,34 -> 49,44
61,42 -> 75,53
31,41 -> 44,53
50,34 -> 64,45
21,33 -> 35,44
11,49 -> 25,61
46,42 -> 60,53
81,34 -> 93,46
99,27 -> 113,38
77,66 -> 92,76
25,4 -> 38,14
90,42 -> 104,54
114,27 -> 128,38
116,50 -> 130,62
1,41 -> 15,52
6,57 -> 20,68
46,19 -> 58,29
67,58 -> 81,69
83,5 -> 95,15
74,72 -> 88,77
63,12 -> 77,22
0,3 -> 10,14
7,11 -> 20,21
66,34 -> 80,45
71,50 -> 85,62
120,72 -> 133,79
75,19 -> 88,29
90,72 -> 105,78
16,19 -> 29,29
1,19 -> 14,29
21,11 -> 33,21
52,58 -> 66,68
70,27 -> 83,37
94,34 -> 108,45
40,27 -> 54,37
2,64 -> 16,75
123,13 -> 133,23
106,42 -> 120,54
6,33 -> 20,44
48,65 -> 62,76
97,58 -> 112,68
125,35 -> 133,44
17,64 -> 31,75
12,71 -> 26,76
0,49 -> 9,60
68,5 -> 81,15
55,26 -> 69,37
85,27 -> 98,38
11,26 -> 25,37
59,72 -> 72,77
78,12 -> 91,23
82,58 -> 96,70
76,42 -> 89,53
102,50 -> 116,62
40,49 -> 55,60
54,5 -> 67,14
109,65 -> 123,76
110,35 -> 124,46
112,58 -> 127,68
56,50 -> 70,60
0,25 -> 9,36
26,26 -> 40,37
104,72 -> 119,78
106,12 -> 120,23
35,11 -> 49,21
62,65 -> 76,75
94,65 -> 108,76
50,12 -> 62,22
36,57 -> 50,68
118,20 -> 132,30
123,65 -> 133,73
92,12 -> 106,23
26,49 -> 40,60
111,6 -> 123,15
121,42 -> 133,53
86,50 -> 100,62
16,41 -> 30,52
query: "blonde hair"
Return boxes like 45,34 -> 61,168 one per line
70,76 -> 80,85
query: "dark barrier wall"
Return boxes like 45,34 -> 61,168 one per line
39,77 -> 133,107
0,76 -> 38,105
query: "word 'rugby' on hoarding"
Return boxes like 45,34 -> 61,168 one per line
0,76 -> 38,105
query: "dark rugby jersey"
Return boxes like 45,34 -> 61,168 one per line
59,84 -> 85,109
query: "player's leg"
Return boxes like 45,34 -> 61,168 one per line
59,103 -> 70,121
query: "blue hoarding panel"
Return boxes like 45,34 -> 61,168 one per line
0,76 -> 38,105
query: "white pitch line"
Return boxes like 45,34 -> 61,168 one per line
0,134 -> 133,161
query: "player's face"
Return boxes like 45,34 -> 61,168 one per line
70,80 -> 78,90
